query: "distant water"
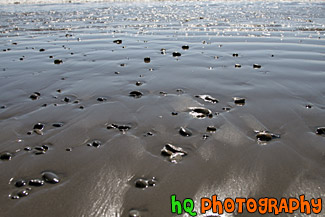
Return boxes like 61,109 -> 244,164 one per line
0,0 -> 324,5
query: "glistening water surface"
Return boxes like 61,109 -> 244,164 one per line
0,1 -> 325,217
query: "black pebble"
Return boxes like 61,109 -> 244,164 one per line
172,52 -> 181,57
33,123 -> 44,130
39,48 -> 45,52
52,123 -> 63,127
316,127 -> 325,135
179,127 -> 192,137
129,91 -> 143,98
29,179 -> 44,186
97,97 -> 107,102
17,190 -> 29,197
54,59 -> 63,64
30,92 -> 41,100
207,126 -> 217,133
182,45 -> 189,50
15,180 -> 27,188
0,152 -> 12,160
253,64 -> 261,69
144,57 -> 150,63
235,64 -> 241,68
63,97 -> 70,102
113,39 -> 122,44
42,171 -> 60,184
87,140 -> 102,148
233,53 -> 238,57
135,179 -> 148,189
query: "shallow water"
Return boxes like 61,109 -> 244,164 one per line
0,1 -> 325,217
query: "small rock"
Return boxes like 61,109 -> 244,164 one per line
253,64 -> 261,69
97,97 -> 107,102
235,64 -> 241,68
172,52 -> 181,57
316,127 -> 325,135
182,45 -> 189,50
233,97 -> 245,105
0,152 -> 12,160
15,180 -> 27,188
144,57 -> 150,63
135,179 -> 148,189
207,126 -> 217,133
54,59 -> 63,64
129,209 -> 141,217
113,39 -> 122,44
30,92 -> 40,100
87,140 -> 102,148
255,130 -> 280,142
179,127 -> 192,137
29,179 -> 44,186
42,171 -> 60,184
52,123 -> 63,127
129,91 -> 143,98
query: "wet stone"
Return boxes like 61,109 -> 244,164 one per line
207,126 -> 217,133
189,107 -> 213,119
222,107 -> 231,111
135,179 -> 148,189
172,52 -> 181,57
24,147 -> 32,151
87,140 -> 102,148
129,209 -> 141,217
107,123 -> 118,129
255,130 -> 280,143
159,91 -> 167,96
233,53 -> 239,57
97,97 -> 107,102
169,152 -> 183,163
148,178 -> 157,187
33,123 -> 44,131
160,48 -> 166,54
129,91 -> 143,98
253,64 -> 261,69
11,195 -> 19,200
63,97 -> 71,103
1,105 -> 6,109
118,125 -> 131,132
233,97 -> 246,105
171,112 -> 178,116
52,123 -> 63,127
17,189 -> 29,197
316,127 -> 325,135
15,180 -> 27,188
306,104 -> 312,109
235,64 -> 241,68
161,143 -> 187,156
144,57 -> 150,63
30,92 -> 40,100
114,71 -> 120,74
135,81 -> 142,86
202,134 -> 209,140
0,152 -> 12,161
179,127 -> 192,137
196,94 -> 219,103
113,39 -> 122,44
182,45 -> 189,50
39,48 -> 45,52
42,171 -> 60,184
66,148 -> 72,152
54,59 -> 63,64
29,179 -> 44,186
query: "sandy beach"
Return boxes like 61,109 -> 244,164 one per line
0,1 -> 325,216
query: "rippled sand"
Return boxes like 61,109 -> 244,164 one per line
0,1 -> 325,216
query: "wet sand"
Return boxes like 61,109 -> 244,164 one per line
0,1 -> 325,216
